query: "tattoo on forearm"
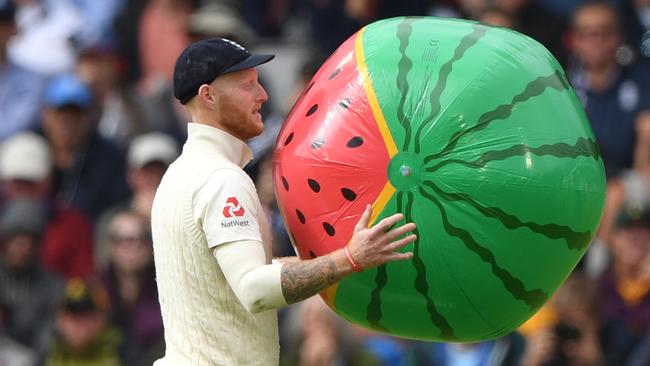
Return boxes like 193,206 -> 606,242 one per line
281,256 -> 340,304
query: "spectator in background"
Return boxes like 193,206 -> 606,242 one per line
123,0 -> 201,147
568,1 -> 650,178
75,39 -> 149,151
241,0 -> 296,38
567,1 -> 650,248
521,273 -> 604,366
95,132 -> 178,267
308,0 -> 428,54
45,277 -> 121,365
492,0 -> 569,66
478,5 -> 520,29
419,332 -> 525,365
426,0 -> 463,18
0,304 -> 36,366
71,0 -> 125,47
125,133 -> 178,220
455,0 -> 489,20
0,0 -> 48,140
186,2 -> 254,45
40,73 -> 130,223
75,38 -> 187,149
100,210 -> 163,365
574,1 -> 650,253
112,0 -> 148,85
7,0 -> 82,75
599,208 -> 650,365
0,198 -> 63,360
281,297 -> 382,366
0,132 -> 95,279
138,0 -> 193,94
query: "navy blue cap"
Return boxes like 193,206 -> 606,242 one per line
173,37 -> 274,104
44,74 -> 92,109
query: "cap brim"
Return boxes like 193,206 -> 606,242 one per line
223,54 -> 275,74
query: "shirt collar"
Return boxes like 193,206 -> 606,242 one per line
184,123 -> 253,167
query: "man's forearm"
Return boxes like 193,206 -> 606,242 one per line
274,256 -> 300,264
280,250 -> 351,304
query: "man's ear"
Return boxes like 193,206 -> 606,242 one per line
197,84 -> 217,107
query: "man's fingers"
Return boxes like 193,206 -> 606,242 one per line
372,212 -> 405,233
354,204 -> 373,232
384,223 -> 416,242
385,234 -> 417,252
387,251 -> 414,262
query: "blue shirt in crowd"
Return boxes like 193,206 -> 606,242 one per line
569,62 -> 650,178
0,60 -> 48,140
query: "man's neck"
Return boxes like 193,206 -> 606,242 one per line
190,109 -> 221,129
52,146 -> 79,170
584,63 -> 618,92
190,115 -> 243,141
116,270 -> 144,306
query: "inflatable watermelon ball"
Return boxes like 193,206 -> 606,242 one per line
273,17 -> 605,342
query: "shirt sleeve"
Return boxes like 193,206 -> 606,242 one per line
193,168 -> 263,248
213,240 -> 287,313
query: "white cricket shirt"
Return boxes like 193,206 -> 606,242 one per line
151,123 -> 280,365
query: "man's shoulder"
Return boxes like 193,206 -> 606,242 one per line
168,153 -> 247,180
200,165 -> 255,194
158,156 -> 253,199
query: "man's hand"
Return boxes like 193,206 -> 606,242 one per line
280,205 -> 416,304
346,204 -> 416,270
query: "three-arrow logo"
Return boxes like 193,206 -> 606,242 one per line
223,197 -> 245,218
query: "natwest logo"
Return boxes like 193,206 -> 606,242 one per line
223,197 -> 245,218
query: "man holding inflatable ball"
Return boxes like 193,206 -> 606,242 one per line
151,37 -> 417,365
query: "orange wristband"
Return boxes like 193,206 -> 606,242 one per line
344,246 -> 362,272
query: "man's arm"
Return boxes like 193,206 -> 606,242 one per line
280,205 -> 415,304
273,256 -> 300,264
280,253 -> 343,304
214,205 -> 415,312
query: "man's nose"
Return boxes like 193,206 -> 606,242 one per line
258,84 -> 269,102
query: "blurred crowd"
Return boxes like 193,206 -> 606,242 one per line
0,0 -> 648,365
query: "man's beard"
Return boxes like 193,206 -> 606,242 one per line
218,95 -> 263,140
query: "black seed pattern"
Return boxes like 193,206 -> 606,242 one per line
296,209 -> 306,224
284,132 -> 294,145
339,98 -> 351,108
323,222 -> 336,236
329,68 -> 342,80
308,179 -> 321,192
341,188 -> 357,201
311,138 -> 325,149
347,136 -> 364,148
309,250 -> 317,259
281,176 -> 289,191
306,104 -> 318,117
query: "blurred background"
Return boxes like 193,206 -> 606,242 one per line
0,0 -> 649,365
